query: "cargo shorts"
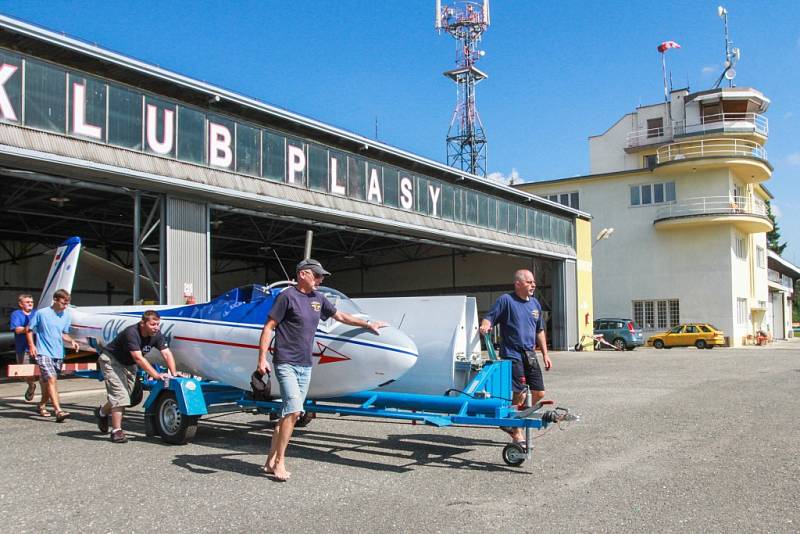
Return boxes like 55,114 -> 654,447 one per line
98,353 -> 136,408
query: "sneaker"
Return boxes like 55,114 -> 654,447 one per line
110,429 -> 128,443
94,406 -> 109,434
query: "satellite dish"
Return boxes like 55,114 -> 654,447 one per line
724,68 -> 736,80
718,5 -> 727,17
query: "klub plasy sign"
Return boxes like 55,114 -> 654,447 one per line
0,47 -> 574,246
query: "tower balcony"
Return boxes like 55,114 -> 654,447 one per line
673,112 -> 768,140
655,138 -> 771,182
625,112 -> 768,150
653,195 -> 773,233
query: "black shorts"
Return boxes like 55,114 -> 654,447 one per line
505,351 -> 544,393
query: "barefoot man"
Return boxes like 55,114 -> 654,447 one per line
256,259 -> 387,481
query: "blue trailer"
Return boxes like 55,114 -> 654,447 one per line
131,355 -> 577,467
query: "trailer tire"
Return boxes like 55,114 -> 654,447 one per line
154,391 -> 199,445
502,442 -> 527,467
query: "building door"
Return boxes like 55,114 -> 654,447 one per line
771,292 -> 785,339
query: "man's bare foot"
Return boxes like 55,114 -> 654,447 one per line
270,463 -> 290,481
261,460 -> 291,480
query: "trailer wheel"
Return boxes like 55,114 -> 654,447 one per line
502,442 -> 527,467
155,391 -> 199,445
295,411 -> 314,428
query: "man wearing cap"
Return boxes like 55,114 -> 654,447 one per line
256,258 -> 387,481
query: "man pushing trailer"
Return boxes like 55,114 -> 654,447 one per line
479,269 -> 552,446
95,310 -> 177,443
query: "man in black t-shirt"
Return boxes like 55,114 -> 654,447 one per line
95,310 -> 177,443
256,259 -> 388,481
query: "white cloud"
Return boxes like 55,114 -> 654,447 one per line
787,152 -> 800,166
771,202 -> 782,218
486,168 -> 521,185
701,65 -> 717,76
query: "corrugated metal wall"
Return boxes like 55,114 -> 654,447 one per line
165,196 -> 208,305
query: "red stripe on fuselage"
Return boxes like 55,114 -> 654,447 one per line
174,335 -> 259,350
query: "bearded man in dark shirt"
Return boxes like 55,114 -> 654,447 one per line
256,259 -> 387,481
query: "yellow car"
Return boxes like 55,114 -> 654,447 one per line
647,323 -> 726,349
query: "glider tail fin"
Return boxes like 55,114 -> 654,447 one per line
39,236 -> 82,309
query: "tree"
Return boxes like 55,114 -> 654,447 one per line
766,201 -> 787,255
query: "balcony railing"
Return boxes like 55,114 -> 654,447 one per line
655,195 -> 768,220
657,138 -> 767,164
768,269 -> 795,290
673,112 -> 768,138
626,112 -> 768,149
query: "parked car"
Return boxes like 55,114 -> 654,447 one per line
593,318 -> 644,350
647,323 -> 726,349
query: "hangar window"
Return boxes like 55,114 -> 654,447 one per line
516,206 -> 527,236
379,166 -> 394,207
454,187 -> 464,223
347,156 -> 366,200
0,51 -> 21,124
441,184 -> 454,220
497,201 -> 508,232
487,197 -> 497,230
307,143 -> 328,191
465,192 -> 478,225
68,73 -> 106,141
108,84 -> 142,150
477,194 -> 489,227
177,106 -> 205,164
24,59 -> 66,133
236,122 -> 260,176
507,202 -> 518,234
327,151 -> 347,195
416,176 -> 429,214
262,130 -> 285,181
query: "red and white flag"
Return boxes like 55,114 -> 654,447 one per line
657,41 -> 681,53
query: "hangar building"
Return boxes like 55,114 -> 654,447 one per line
0,16 -> 592,349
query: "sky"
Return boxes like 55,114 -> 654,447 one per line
2,1 -> 799,263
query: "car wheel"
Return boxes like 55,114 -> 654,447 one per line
613,338 -> 626,351
695,339 -> 707,350
653,339 -> 664,349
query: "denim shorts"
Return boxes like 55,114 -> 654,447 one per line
275,363 -> 312,417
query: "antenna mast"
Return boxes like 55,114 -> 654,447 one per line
713,5 -> 740,88
436,0 -> 490,177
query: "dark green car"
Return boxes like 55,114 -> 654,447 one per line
593,318 -> 644,350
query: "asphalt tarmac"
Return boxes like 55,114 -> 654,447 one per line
1,343 -> 798,533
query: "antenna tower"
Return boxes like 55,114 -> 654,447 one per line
714,5 -> 740,88
436,0 -> 490,177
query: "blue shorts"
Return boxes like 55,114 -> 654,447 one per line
275,363 -> 312,417
37,355 -> 63,381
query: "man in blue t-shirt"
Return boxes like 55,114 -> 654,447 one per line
10,293 -> 39,402
256,259 -> 387,481
480,269 -> 552,443
26,288 -> 79,422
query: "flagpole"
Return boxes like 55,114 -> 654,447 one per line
661,52 -> 668,103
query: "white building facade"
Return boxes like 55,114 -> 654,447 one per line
520,87 -> 774,346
